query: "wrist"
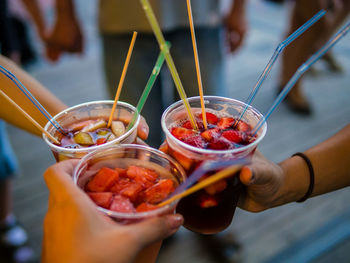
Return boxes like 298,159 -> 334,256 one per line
271,156 -> 310,207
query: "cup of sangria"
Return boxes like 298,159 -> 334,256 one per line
43,100 -> 140,162
73,144 -> 186,263
161,96 -> 267,234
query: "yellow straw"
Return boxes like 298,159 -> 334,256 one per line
0,89 -> 60,144
108,31 -> 138,128
186,0 -> 207,130
157,165 -> 242,207
139,0 -> 198,130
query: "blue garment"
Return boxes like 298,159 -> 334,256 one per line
0,121 -> 18,180
102,27 -> 226,147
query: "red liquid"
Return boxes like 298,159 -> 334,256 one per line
168,112 -> 256,234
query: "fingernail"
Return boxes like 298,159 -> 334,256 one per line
167,214 -> 184,229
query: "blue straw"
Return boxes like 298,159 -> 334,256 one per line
235,9 -> 326,127
0,65 -> 66,134
169,157 -> 248,197
252,20 -> 350,136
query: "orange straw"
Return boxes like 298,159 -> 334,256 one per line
0,89 -> 60,144
157,164 -> 242,207
186,0 -> 207,129
108,31 -> 138,127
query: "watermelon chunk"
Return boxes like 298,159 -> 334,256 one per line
126,166 -> 159,188
86,167 -> 119,192
217,117 -> 235,129
142,179 -> 175,204
119,182 -> 143,202
136,203 -> 158,212
87,192 -> 113,209
110,195 -> 135,213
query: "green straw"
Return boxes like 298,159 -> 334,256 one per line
126,42 -> 170,131
139,0 -> 198,130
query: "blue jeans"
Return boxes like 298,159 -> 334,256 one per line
102,27 -> 226,147
0,121 -> 18,180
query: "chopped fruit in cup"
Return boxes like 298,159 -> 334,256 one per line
56,118 -> 128,149
85,165 -> 177,213
170,111 -> 255,150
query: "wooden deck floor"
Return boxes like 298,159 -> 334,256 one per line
6,0 -> 350,262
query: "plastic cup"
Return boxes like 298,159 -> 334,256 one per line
73,144 -> 186,263
43,100 -> 140,162
161,96 -> 267,234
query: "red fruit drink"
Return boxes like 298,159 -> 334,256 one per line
74,144 -> 186,263
161,96 -> 266,234
43,101 -> 140,162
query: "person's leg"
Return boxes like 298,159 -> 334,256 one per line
168,27 -> 226,99
0,121 -> 36,263
101,33 -> 164,147
280,0 -> 326,114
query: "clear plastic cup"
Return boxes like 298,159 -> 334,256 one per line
73,144 -> 186,263
43,100 -> 140,162
161,96 -> 267,234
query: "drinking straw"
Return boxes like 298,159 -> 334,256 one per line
126,42 -> 170,131
0,89 -> 60,144
252,20 -> 350,136
139,0 -> 198,130
186,0 -> 207,129
157,164 -> 242,207
0,65 -> 66,134
235,9 -> 326,127
107,31 -> 138,128
169,157 -> 248,198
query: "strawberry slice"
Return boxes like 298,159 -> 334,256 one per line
222,130 -> 245,144
96,138 -> 107,145
236,120 -> 251,132
204,179 -> 228,195
198,195 -> 219,208
217,117 -> 235,129
201,128 -> 221,142
110,195 -> 135,213
183,134 -> 207,148
182,120 -> 204,130
136,203 -> 158,212
197,112 -> 219,125
142,179 -> 175,204
170,127 -> 196,141
208,138 -> 231,150
119,182 -> 143,202
126,166 -> 159,188
86,167 -> 119,192
87,192 -> 113,209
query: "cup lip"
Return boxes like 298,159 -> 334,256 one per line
161,96 -> 267,155
73,144 -> 187,219
42,100 -> 141,154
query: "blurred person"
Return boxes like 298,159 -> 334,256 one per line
238,122 -> 350,212
278,0 -> 350,115
0,54 -> 67,263
42,159 -> 184,263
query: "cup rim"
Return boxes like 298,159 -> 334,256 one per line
42,100 -> 141,154
73,144 -> 187,219
161,96 -> 267,155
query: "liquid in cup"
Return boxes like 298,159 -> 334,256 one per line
161,96 -> 266,234
73,144 -> 186,263
43,100 -> 140,161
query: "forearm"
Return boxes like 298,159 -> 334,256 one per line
230,0 -> 246,13
274,124 -> 350,206
0,55 -> 67,135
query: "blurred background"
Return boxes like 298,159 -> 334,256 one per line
3,0 -> 350,262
